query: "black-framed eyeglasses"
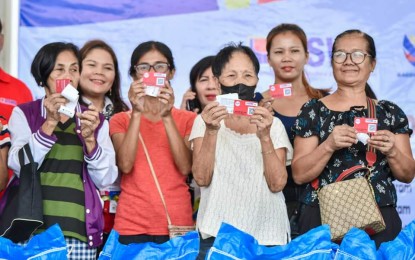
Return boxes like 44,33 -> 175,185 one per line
134,62 -> 170,73
332,51 -> 372,64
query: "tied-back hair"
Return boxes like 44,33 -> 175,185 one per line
332,29 -> 377,99
79,39 -> 128,114
266,23 -> 330,99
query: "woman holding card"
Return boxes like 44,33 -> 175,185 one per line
190,43 -> 292,258
291,29 -> 415,247
254,24 -> 329,229
7,42 -> 117,258
109,41 -> 196,245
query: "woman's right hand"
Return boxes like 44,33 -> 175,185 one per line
128,79 -> 146,113
44,93 -> 67,123
180,89 -> 198,111
201,102 -> 228,130
325,124 -> 358,152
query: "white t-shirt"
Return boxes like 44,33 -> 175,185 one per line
189,115 -> 293,245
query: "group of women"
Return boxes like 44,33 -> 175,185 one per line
0,23 -> 414,260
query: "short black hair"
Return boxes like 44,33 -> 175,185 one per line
0,18 -> 3,34
129,41 -> 175,77
212,42 -> 260,78
31,42 -> 79,88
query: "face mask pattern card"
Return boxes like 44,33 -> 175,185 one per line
270,83 -> 292,98
143,72 -> 166,97
354,117 -> 378,133
233,100 -> 258,116
56,79 -> 71,94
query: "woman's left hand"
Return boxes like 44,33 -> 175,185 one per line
158,81 -> 175,117
77,104 -> 100,142
368,130 -> 395,156
251,106 -> 273,139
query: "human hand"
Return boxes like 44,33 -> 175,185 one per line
76,104 -> 100,142
325,125 -> 357,152
158,81 -> 175,117
180,89 -> 198,111
251,106 -> 273,139
201,102 -> 228,131
44,93 -> 68,123
259,97 -> 274,114
368,130 -> 396,156
128,79 -> 146,113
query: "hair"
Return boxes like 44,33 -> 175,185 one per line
212,42 -> 260,78
31,42 -> 79,88
79,39 -> 128,113
129,41 -> 175,77
0,18 -> 2,34
188,56 -> 215,113
266,23 -> 329,98
332,29 -> 377,99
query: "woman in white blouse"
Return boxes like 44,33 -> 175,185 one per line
190,42 -> 293,259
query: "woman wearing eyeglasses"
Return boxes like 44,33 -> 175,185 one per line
291,30 -> 415,247
109,41 -> 196,244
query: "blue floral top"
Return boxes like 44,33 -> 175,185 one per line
294,99 -> 412,207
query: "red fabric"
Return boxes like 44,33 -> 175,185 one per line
109,108 -> 196,235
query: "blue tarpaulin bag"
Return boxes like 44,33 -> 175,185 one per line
98,229 -> 199,260
377,219 -> 415,260
334,227 -> 377,260
207,222 -> 338,259
0,224 -> 67,260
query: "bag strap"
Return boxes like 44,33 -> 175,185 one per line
311,98 -> 377,190
366,98 -> 377,167
18,144 -> 35,167
139,134 -> 173,227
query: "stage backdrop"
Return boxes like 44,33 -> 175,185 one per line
19,0 -> 415,226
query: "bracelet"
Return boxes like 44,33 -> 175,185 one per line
261,150 -> 274,155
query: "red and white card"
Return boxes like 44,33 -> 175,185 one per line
354,117 -> 378,133
269,83 -> 292,98
233,100 -> 258,116
56,79 -> 71,94
143,72 -> 166,97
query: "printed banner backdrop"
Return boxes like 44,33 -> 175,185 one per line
19,0 -> 415,226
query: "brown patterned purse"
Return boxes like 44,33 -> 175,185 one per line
313,165 -> 385,241
312,98 -> 385,241
139,134 -> 195,239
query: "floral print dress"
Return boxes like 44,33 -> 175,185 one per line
293,99 -> 412,207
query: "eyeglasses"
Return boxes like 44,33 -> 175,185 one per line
332,51 -> 371,64
134,62 -> 170,73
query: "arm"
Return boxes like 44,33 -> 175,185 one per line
251,107 -> 288,192
368,131 -> 415,183
111,112 -> 141,174
291,125 -> 358,185
0,146 -> 8,191
85,120 -> 118,189
192,102 -> 228,186
8,106 -> 57,175
111,79 -> 146,174
162,115 -> 192,175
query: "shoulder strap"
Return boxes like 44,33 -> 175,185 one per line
139,134 -> 172,226
18,144 -> 34,167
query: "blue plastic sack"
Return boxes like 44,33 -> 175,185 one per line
99,229 -> 199,260
377,219 -> 415,260
207,222 -> 338,259
334,227 -> 377,260
0,224 -> 67,260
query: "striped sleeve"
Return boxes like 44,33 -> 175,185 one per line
0,116 -> 11,148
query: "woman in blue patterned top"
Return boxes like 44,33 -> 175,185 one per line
291,29 -> 415,248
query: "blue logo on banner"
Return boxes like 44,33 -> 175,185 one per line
403,35 -> 415,67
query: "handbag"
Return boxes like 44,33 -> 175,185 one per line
139,134 -> 195,239
312,98 -> 385,241
0,144 -> 44,243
